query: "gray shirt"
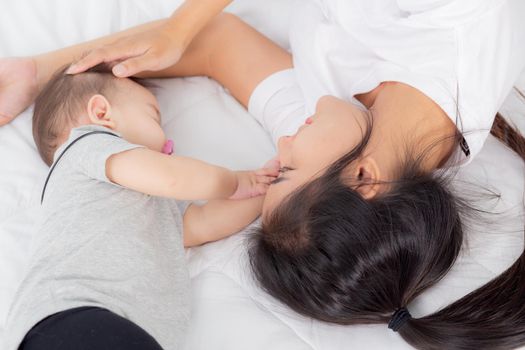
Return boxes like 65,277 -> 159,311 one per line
6,125 -> 191,350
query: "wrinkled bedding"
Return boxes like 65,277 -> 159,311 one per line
1,1 -> 524,349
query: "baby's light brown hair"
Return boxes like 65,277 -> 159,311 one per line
33,63 -> 156,166
32,64 -> 120,166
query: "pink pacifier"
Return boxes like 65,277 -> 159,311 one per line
162,139 -> 174,155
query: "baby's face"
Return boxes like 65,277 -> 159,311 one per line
109,79 -> 166,152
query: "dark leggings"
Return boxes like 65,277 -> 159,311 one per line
20,306 -> 164,350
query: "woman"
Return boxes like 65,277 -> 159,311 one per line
1,0 -> 525,349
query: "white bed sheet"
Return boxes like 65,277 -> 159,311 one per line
1,1 -> 524,349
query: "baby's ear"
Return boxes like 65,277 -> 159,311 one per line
87,94 -> 115,129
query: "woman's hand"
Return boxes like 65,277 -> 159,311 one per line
66,0 -> 233,78
0,57 -> 39,126
66,23 -> 188,78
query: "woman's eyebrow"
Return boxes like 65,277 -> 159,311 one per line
271,177 -> 289,185
271,166 -> 296,185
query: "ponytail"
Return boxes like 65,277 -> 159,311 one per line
398,113 -> 525,350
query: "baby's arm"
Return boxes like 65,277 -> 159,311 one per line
106,147 -> 277,200
183,196 -> 263,247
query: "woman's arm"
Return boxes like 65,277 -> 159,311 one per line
0,19 -> 165,125
105,147 -> 278,200
34,19 -> 167,91
1,7 -> 291,124
46,13 -> 292,107
67,0 -> 233,78
141,13 -> 293,108
183,196 -> 263,247
1,0 -> 231,125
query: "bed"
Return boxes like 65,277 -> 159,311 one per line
1,1 -> 524,349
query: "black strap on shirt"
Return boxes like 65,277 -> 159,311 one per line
40,131 -> 119,205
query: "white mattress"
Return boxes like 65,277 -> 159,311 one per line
1,1 -> 524,349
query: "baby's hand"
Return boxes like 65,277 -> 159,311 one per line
229,159 -> 280,200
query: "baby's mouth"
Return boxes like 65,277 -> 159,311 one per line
162,139 -> 174,155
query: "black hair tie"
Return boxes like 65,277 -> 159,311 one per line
388,307 -> 412,332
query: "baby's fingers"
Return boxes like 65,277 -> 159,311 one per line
262,157 -> 280,171
255,183 -> 270,196
256,175 -> 277,185
256,167 -> 280,178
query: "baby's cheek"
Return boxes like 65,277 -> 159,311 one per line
147,127 -> 166,152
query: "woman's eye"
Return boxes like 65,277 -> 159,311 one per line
271,166 -> 295,185
279,166 -> 294,173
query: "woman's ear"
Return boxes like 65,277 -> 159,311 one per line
86,94 -> 115,129
346,157 -> 382,199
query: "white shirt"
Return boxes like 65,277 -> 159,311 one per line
289,0 -> 525,160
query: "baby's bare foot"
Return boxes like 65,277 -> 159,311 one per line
0,57 -> 39,126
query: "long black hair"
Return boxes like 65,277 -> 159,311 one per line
249,112 -> 525,349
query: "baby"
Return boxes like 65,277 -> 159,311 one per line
5,65 -> 278,350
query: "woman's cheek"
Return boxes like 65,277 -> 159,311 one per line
277,136 -> 293,164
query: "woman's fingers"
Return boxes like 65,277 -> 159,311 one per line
112,51 -> 165,78
66,48 -> 111,74
66,40 -> 148,74
67,43 -> 142,75
66,25 -> 187,78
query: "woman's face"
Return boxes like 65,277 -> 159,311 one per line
262,95 -> 371,217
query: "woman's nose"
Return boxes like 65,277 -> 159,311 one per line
277,136 -> 292,163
